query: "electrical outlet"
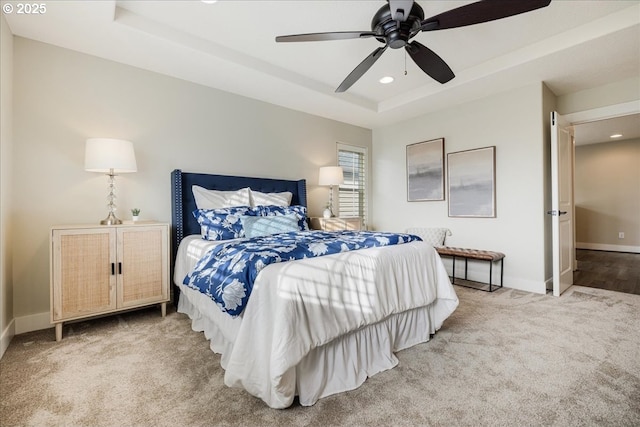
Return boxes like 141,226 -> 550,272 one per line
618,232 -> 625,239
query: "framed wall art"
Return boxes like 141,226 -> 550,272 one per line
406,138 -> 444,201
447,146 -> 496,217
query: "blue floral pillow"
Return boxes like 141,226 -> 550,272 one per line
193,206 -> 252,241
250,205 -> 309,231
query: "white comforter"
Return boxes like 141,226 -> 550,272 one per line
175,235 -> 458,408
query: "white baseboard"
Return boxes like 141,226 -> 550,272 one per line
15,311 -> 51,335
545,277 -> 553,292
1,318 -> 15,359
439,258 -> 546,294
576,242 -> 640,254
503,276 -> 547,294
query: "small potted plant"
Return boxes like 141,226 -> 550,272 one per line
131,208 -> 141,222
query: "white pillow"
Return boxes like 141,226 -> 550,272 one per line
249,189 -> 293,207
405,227 -> 452,247
192,185 -> 251,209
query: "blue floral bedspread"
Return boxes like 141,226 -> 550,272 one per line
183,230 -> 422,317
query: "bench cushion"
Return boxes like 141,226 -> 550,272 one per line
436,246 -> 505,261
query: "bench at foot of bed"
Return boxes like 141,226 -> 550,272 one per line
436,247 -> 505,292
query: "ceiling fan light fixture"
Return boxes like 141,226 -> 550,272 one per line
379,76 -> 394,84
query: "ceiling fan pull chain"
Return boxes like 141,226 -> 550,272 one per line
404,50 -> 408,75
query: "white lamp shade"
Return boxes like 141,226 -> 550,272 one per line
84,138 -> 137,173
318,166 -> 344,186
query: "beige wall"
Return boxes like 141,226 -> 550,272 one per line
575,138 -> 640,252
11,37 -> 371,331
372,83 -> 549,293
557,77 -> 640,115
1,15 -> 15,356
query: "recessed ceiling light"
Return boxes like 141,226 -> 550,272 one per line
610,134 -> 623,138
201,0 -> 217,4
379,76 -> 394,84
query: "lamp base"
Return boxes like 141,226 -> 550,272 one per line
100,212 -> 122,225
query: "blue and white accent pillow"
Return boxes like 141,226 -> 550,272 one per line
250,205 -> 309,231
241,214 -> 299,238
193,206 -> 252,241
194,204 -> 310,241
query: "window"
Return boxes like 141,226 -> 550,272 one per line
337,143 -> 368,228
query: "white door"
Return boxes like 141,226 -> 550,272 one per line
550,111 -> 575,296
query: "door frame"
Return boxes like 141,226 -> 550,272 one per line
550,111 -> 575,296
554,101 -> 640,292
564,101 -> 639,126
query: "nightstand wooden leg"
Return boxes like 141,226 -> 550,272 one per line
55,323 -> 62,342
161,302 -> 166,318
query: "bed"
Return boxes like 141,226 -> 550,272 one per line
171,169 -> 459,408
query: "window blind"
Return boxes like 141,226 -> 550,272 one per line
337,144 -> 367,228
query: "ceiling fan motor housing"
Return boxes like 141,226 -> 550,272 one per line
372,2 -> 425,49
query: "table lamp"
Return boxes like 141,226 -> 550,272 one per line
84,138 -> 137,225
318,166 -> 344,217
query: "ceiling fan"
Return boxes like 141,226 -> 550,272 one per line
276,0 -> 552,93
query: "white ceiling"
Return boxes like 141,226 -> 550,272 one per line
4,0 -> 640,130
574,113 -> 640,145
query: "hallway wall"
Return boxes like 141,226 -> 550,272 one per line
575,138 -> 640,253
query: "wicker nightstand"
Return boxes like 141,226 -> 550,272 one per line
309,217 -> 362,231
50,222 -> 170,341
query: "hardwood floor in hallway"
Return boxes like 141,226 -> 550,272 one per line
574,249 -> 640,296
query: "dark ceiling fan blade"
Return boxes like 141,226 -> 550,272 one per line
276,31 -> 377,43
406,41 -> 455,84
336,46 -> 388,93
420,0 -> 552,31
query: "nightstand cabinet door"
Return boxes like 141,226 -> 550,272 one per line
51,228 -> 117,321
117,226 -> 169,308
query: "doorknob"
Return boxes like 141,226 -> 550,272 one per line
546,210 -> 568,216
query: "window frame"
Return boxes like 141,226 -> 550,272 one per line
336,142 -> 369,229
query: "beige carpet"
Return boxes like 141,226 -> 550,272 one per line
1,285 -> 639,427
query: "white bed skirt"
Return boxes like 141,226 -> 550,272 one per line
177,282 -> 441,407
